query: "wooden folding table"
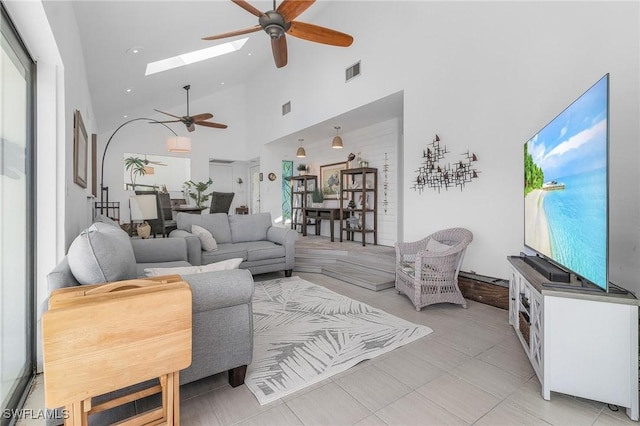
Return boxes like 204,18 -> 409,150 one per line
42,275 -> 192,426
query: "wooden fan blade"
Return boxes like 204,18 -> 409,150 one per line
154,109 -> 182,120
287,21 -> 353,47
231,0 -> 265,17
202,25 -> 261,41
196,121 -> 228,129
271,35 -> 288,68
190,113 -> 214,121
151,119 -> 182,124
277,0 -> 315,22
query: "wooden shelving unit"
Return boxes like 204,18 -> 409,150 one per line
339,168 -> 377,246
290,175 -> 317,232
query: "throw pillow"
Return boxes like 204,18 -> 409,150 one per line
144,258 -> 243,277
192,224 -> 218,251
426,238 -> 452,252
68,222 -> 137,285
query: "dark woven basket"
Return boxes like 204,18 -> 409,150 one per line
519,312 -> 530,346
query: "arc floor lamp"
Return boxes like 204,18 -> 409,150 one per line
97,117 -> 190,217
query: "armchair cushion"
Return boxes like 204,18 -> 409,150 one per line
426,238 -> 452,252
67,222 -> 136,285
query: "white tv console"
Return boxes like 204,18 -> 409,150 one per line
508,256 -> 639,421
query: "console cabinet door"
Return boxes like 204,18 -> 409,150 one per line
528,289 -> 543,381
508,267 -> 519,327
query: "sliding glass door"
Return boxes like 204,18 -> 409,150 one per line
0,4 -> 36,424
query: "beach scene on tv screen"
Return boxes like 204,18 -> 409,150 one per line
524,76 -> 608,289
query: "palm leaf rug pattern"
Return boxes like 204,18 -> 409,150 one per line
245,277 -> 433,405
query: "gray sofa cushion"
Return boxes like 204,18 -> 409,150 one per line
229,212 -> 271,243
67,222 -> 136,285
177,213 -> 232,244
93,214 -> 121,228
201,243 -> 248,264
241,241 -> 285,262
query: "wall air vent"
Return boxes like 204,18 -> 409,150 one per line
346,61 -> 361,82
282,101 -> 291,116
209,159 -> 234,164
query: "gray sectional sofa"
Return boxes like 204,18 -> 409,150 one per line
45,217 -> 254,424
170,212 -> 298,276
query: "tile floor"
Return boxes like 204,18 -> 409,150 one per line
20,272 -> 636,425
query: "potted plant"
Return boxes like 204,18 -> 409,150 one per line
124,156 -> 148,190
310,187 -> 324,207
183,178 -> 213,208
297,163 -> 309,176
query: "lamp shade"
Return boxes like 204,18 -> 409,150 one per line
296,146 -> 306,158
143,166 -> 155,175
166,136 -> 192,153
129,194 -> 158,221
332,135 -> 343,149
332,126 -> 343,149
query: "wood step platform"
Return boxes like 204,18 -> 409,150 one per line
294,236 -> 396,291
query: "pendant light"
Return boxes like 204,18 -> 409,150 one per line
332,126 -> 343,149
166,136 -> 192,153
296,138 -> 306,158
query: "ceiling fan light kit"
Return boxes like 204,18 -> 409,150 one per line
332,126 -> 343,149
203,0 -> 354,69
167,136 -> 192,153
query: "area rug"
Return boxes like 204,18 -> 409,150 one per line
245,276 -> 433,405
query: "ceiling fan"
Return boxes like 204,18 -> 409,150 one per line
154,85 -> 228,132
202,0 -> 353,68
143,155 -> 166,166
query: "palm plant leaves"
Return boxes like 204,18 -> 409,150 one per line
124,156 -> 147,187
246,277 -> 433,404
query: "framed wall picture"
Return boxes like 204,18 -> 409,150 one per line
73,109 -> 88,188
320,162 -> 346,199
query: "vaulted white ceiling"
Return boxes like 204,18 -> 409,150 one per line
71,0 -> 343,133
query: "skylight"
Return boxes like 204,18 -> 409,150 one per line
145,38 -> 249,76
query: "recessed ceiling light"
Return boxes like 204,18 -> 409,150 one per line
221,82 -> 225,85
123,115 -> 128,118
125,88 -> 133,93
145,38 -> 248,76
127,46 -> 143,55
248,52 -> 252,56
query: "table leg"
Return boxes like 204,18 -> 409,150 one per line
329,215 -> 334,242
302,210 -> 307,236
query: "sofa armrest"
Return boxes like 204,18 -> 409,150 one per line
169,229 -> 202,266
267,226 -> 298,270
267,226 -> 298,246
183,269 -> 254,313
130,238 -> 188,263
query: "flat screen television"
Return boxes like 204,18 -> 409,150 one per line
523,74 -> 609,291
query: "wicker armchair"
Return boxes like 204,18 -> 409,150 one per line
395,228 -> 473,311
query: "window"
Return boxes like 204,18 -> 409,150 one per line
0,5 -> 36,423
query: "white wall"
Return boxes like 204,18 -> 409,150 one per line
98,84 -> 250,222
40,1 -> 97,248
244,2 -> 640,293
275,118 -> 401,246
